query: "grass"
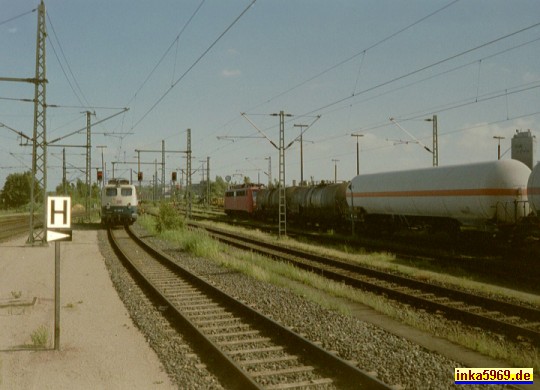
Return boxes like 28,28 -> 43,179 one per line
136,214 -> 539,371
30,325 -> 49,348
195,219 -> 540,307
10,291 -> 22,299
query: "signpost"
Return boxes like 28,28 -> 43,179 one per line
46,196 -> 72,350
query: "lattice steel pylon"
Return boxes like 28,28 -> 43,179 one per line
273,111 -> 291,237
27,0 -> 48,245
185,129 -> 192,219
85,111 -> 93,219
161,140 -> 166,199
278,111 -> 286,237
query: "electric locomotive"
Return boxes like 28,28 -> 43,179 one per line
101,178 -> 138,226
224,184 -> 264,216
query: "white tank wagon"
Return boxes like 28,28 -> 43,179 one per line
347,160 -> 531,230
101,179 -> 138,226
527,162 -> 540,215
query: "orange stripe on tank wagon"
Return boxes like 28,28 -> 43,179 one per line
351,188 -> 525,198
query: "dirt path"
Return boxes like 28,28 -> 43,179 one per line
0,230 -> 175,389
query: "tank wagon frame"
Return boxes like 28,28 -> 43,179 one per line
347,160 -> 532,236
255,182 -> 349,229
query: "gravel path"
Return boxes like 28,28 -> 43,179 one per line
98,225 -> 510,390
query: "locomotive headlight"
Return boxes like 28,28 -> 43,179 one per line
106,202 -> 111,210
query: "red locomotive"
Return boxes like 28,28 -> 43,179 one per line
224,184 -> 265,216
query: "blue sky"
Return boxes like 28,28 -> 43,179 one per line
1,0 -> 540,191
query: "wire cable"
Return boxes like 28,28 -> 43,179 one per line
207,0 -> 461,141
132,0 -> 256,130
300,20 -> 540,119
46,12 -> 91,109
244,0 -> 461,113
0,8 -> 36,27
127,0 -> 207,106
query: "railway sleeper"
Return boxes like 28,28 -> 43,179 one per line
217,337 -> 271,347
199,323 -> 251,332
210,329 -> 260,339
250,365 -> 315,378
265,378 -> 334,390
194,317 -> 239,326
181,307 -> 223,315
522,321 -> 540,328
179,302 -> 219,310
239,355 -> 299,366
227,346 -> 284,356
175,297 -> 214,305
429,297 -> 453,304
189,313 -> 234,321
482,310 -> 503,317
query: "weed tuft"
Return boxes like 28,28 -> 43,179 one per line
30,325 -> 49,348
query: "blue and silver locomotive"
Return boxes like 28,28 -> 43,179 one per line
100,179 -> 138,226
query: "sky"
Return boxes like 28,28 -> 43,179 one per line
1,0 -> 540,191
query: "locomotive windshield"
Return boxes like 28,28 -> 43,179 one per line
106,188 -> 117,196
121,188 -> 133,196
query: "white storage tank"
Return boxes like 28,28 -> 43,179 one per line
527,162 -> 540,215
347,160 -> 531,226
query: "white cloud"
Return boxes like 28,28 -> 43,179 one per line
222,69 -> 241,78
523,71 -> 540,83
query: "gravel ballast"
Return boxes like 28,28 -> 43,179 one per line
99,225 -> 509,390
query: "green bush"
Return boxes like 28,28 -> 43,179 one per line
155,202 -> 184,232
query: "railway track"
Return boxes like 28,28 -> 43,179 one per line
189,221 -> 540,346
108,225 -> 391,389
0,215 -> 32,241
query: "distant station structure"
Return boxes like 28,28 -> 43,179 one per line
511,129 -> 537,169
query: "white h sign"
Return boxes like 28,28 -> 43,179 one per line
47,196 -> 71,229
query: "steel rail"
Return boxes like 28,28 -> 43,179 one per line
108,226 -> 391,390
0,215 -> 33,241
190,222 -> 540,346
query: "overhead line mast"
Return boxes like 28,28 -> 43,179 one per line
28,0 -> 48,244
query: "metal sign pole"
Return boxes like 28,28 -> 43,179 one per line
54,241 -> 60,350
46,195 -> 72,351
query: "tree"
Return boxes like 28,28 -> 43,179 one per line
54,179 -> 101,206
0,171 -> 40,209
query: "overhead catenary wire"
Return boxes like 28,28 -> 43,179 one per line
246,0 -> 462,113
325,35 -> 540,120
46,12 -> 90,109
0,8 -> 36,27
298,20 -> 540,120
208,0 -> 462,140
199,17 -> 540,169
131,0 -> 257,131
127,0 -> 207,106
309,80 -> 540,149
41,9 -> 131,155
